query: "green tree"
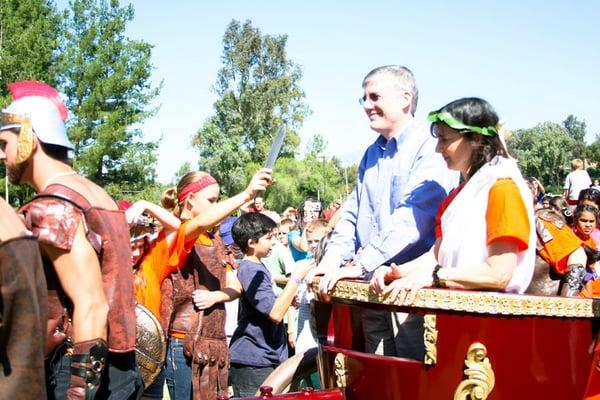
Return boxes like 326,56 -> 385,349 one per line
588,134 -> 600,165
172,162 -> 192,185
508,122 -> 574,190
563,114 -> 588,160
193,19 -> 310,196
0,0 -> 62,206
57,0 -> 161,189
263,154 -> 357,213
0,0 -> 61,105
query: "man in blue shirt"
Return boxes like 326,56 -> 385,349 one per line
308,65 -> 458,358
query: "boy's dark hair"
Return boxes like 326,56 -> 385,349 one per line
232,212 -> 277,253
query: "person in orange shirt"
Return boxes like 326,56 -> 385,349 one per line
159,169 -> 273,400
121,200 -> 183,319
123,169 -> 272,399
371,97 -> 535,301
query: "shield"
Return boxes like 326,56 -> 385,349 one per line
135,303 -> 167,388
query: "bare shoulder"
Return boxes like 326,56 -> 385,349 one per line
64,175 -> 119,211
0,197 -> 28,241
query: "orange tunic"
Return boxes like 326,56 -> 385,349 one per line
537,217 -> 583,275
134,222 -> 194,318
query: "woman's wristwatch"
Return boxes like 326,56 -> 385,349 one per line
432,264 -> 447,288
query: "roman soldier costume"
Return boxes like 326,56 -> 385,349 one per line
2,81 -> 140,399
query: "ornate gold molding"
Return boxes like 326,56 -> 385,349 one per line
310,278 -> 597,318
333,352 -> 348,388
454,342 -> 495,400
423,314 -> 437,366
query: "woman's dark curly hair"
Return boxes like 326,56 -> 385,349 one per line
430,97 -> 508,178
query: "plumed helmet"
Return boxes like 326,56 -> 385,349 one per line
1,82 -> 74,163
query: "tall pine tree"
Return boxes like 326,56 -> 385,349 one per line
193,19 -> 310,196
0,0 -> 61,206
0,0 -> 61,104
57,0 -> 161,188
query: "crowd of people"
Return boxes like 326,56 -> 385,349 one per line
1,64 -> 600,400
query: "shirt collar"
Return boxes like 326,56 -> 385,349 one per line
375,120 -> 415,152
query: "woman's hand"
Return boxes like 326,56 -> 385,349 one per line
382,263 -> 436,304
370,262 -> 422,293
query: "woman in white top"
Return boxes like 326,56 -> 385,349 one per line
371,97 -> 535,301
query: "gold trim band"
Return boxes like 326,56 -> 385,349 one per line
311,278 -> 598,318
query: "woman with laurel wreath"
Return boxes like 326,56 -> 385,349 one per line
371,97 -> 536,301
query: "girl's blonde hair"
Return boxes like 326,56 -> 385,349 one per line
161,171 -> 211,218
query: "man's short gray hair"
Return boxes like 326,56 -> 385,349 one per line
362,65 -> 419,115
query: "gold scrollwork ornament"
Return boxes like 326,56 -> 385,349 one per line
333,352 -> 348,388
423,314 -> 438,366
454,342 -> 495,400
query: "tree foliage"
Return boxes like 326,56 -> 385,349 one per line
256,133 -> 358,212
563,114 -> 588,160
0,0 -> 62,206
193,19 -> 310,196
57,0 -> 161,189
0,0 -> 61,105
588,134 -> 600,166
508,122 -> 574,189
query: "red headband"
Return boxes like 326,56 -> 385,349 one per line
178,175 -> 218,202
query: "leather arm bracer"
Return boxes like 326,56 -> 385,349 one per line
67,338 -> 108,400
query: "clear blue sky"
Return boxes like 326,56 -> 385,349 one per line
58,1 -> 600,183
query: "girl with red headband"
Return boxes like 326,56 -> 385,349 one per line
160,169 -> 272,400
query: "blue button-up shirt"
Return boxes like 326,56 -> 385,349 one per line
321,121 -> 459,271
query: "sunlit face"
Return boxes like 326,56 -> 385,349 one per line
0,129 -> 28,184
277,224 -> 291,246
433,123 -> 475,178
186,183 -> 220,218
254,229 -> 277,259
254,197 -> 265,212
575,211 -> 596,237
131,237 -> 148,266
542,199 -> 550,208
306,227 -> 329,255
361,76 -> 410,138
